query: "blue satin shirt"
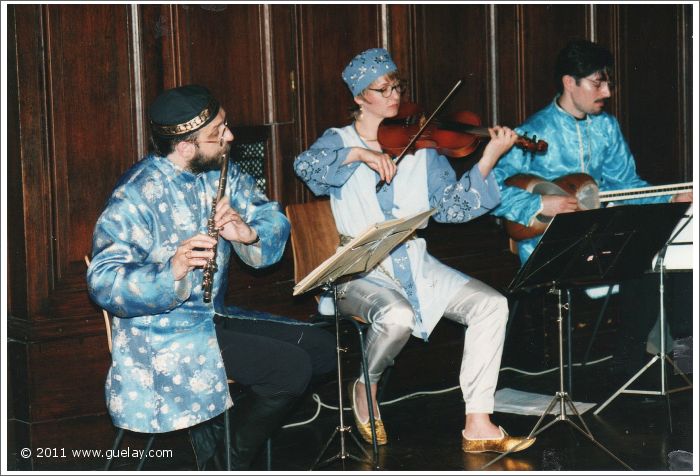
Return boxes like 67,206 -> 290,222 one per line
492,98 -> 668,263
87,154 -> 290,433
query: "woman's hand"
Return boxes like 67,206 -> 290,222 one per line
477,126 -> 518,177
346,147 -> 397,184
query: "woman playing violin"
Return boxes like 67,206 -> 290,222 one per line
294,48 -> 533,454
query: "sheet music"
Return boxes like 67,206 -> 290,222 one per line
293,209 -> 435,296
652,213 -> 693,270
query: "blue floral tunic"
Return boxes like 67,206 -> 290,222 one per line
492,98 -> 669,263
294,125 -> 500,339
87,154 -> 290,433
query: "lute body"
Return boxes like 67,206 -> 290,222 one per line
503,173 -> 692,241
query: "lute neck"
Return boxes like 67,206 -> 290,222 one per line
599,182 -> 693,202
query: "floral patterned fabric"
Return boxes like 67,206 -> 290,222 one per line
87,154 -> 290,433
294,124 -> 501,338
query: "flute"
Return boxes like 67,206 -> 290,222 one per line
202,153 -> 229,303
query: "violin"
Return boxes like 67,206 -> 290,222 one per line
378,102 -> 548,158
374,79 -> 547,191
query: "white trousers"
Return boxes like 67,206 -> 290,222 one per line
337,278 -> 508,414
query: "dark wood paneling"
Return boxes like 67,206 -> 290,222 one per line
29,335 -> 111,421
414,5 -> 490,118
268,4 -> 296,125
175,4 -> 265,126
45,5 -> 138,289
11,4 -> 52,318
297,5 -> 382,151
618,4 -> 688,183
7,6 -> 27,317
519,4 -> 588,118
495,5 -> 522,127
387,4 -> 413,83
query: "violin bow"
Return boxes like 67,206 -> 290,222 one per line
376,78 -> 464,192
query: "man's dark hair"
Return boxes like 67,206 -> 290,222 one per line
149,129 -> 200,156
554,39 -> 614,92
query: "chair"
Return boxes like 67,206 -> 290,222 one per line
285,200 -> 382,458
84,256 -> 234,471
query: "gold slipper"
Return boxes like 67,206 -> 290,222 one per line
348,379 -> 387,445
462,426 -> 535,454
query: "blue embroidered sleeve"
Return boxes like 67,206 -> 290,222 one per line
87,188 -> 186,318
227,165 -> 289,268
294,128 -> 361,196
427,150 -> 501,223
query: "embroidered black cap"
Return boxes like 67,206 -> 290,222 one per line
149,85 -> 220,137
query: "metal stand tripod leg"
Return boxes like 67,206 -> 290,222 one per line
482,287 -> 632,471
309,284 -> 372,470
594,261 -> 692,417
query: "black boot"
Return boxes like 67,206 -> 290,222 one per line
225,392 -> 298,470
188,413 -> 226,471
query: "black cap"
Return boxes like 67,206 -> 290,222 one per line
149,85 -> 220,137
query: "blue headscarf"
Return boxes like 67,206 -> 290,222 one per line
342,48 -> 398,97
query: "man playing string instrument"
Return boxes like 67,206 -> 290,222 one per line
491,39 -> 692,378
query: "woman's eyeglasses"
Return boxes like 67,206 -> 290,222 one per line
367,81 -> 407,98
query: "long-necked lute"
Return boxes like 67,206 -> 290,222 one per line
504,173 -> 692,241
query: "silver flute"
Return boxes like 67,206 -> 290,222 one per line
202,153 -> 229,303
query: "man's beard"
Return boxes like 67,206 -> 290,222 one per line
188,143 -> 231,174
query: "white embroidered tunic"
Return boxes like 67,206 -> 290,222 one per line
294,125 -> 501,338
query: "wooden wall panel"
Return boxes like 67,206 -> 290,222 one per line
28,335 -> 111,421
45,5 -> 139,289
519,4 -> 589,118
618,4 -> 690,183
267,4 -> 297,125
296,5 -> 382,154
10,4 -> 52,318
6,6 -> 27,317
386,4 -> 414,84
174,4 -> 265,126
265,5 -> 298,202
414,5 -> 491,118
495,5 -> 523,127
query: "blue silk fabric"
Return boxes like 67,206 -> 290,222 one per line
492,97 -> 669,263
87,154 -> 290,433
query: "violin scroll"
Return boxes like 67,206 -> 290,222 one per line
515,133 -> 548,154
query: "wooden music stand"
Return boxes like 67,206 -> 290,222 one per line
294,208 -> 435,470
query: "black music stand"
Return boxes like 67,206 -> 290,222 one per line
482,203 -> 688,470
293,208 -> 435,470
594,209 -> 693,416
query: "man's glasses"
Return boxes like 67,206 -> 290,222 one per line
194,121 -> 231,146
367,81 -> 407,98
580,77 -> 615,91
